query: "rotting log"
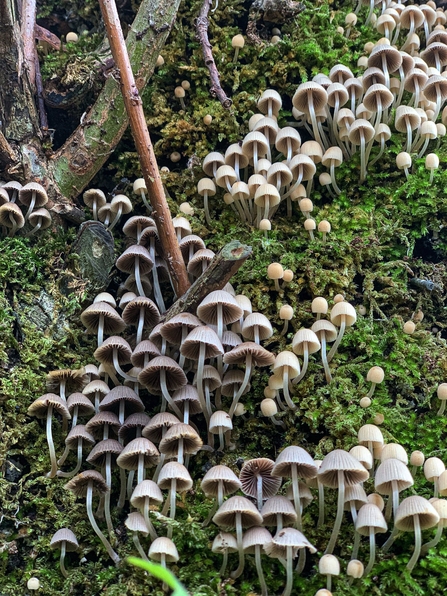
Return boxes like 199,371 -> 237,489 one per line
161,240 -> 252,322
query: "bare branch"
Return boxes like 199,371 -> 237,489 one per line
195,0 -> 232,109
34,24 -> 61,50
21,0 -> 36,88
98,0 -> 190,298
0,131 -> 19,169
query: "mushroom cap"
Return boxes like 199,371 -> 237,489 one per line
292,328 -> 321,355
50,528 -> 79,551
243,526 -> 273,553
292,82 -> 328,113
330,63 -> 354,84
197,290 -> 243,326
193,365 -> 221,392
80,302 -> 126,335
28,208 -> 52,229
273,351 -> 300,378
241,131 -> 269,160
261,495 -> 297,526
311,320 -> 338,342
66,392 -> 95,418
212,532 -> 238,554
179,234 -> 206,261
358,424 -> 384,447
355,503 -> 388,535
125,511 -> 149,535
180,325 -> 224,360
28,393 -> 71,419
142,412 -> 180,443
275,126 -> 301,156
348,119 -> 375,144
318,449 -> 369,487
330,301 -> 357,327
110,194 -> 132,215
241,313 -> 273,341
319,553 -> 340,576
322,147 -> 343,167
368,44 -> 402,73
421,42 -> 447,69
380,443 -> 408,464
64,424 -> 95,449
83,188 -> 107,209
223,342 -> 275,367
225,144 -> 250,170
159,423 -> 202,457
374,458 -> 414,495
122,296 -> 160,329
157,461 -> 193,491
424,457 -> 446,482
394,105 -> 421,133
86,438 -> 123,466
18,182 -> 48,208
148,537 -> 179,562
423,75 -> 447,102
130,479 -> 163,508
187,249 -> 215,277
94,336 -> 132,366
64,470 -> 109,497
118,412 -> 151,443
0,202 -> 25,229
138,356 -> 187,393
213,495 -> 263,529
349,445 -> 373,470
116,245 -> 154,275
99,385 -> 144,415
272,445 -> 317,479
172,384 -> 202,416
258,89 -> 282,116
159,313 -> 202,346
264,527 -> 316,558
116,437 -> 159,470
201,465 -> 242,498
327,82 -> 349,108
85,411 -> 121,439
366,366 -> 385,384
239,458 -> 282,501
344,483 -> 368,511
122,215 -> 155,238
288,154 -> 316,181
131,340 -> 161,367
209,410 -> 233,433
395,496 -> 440,531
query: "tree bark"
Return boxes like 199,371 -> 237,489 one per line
0,0 -> 181,222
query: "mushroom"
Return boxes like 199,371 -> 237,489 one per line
375,458 -> 414,522
311,320 -> 337,383
421,498 -> 447,554
272,351 -> 300,410
81,301 -> 126,348
65,470 -> 120,565
424,457 -> 445,497
425,153 -> 439,184
50,528 -> 79,578
125,511 -> 150,560
260,398 -> 285,428
27,208 -> 52,236
132,178 -> 150,211
18,182 -> 48,220
240,458 -> 281,511
243,526 -> 272,596
138,355 -> 186,419
410,450 -> 425,477
28,394 -> 71,478
130,479 -> 163,541
212,532 -> 238,576
213,495 -> 263,579
83,188 -> 107,220
232,34 -> 244,63
264,528 -> 316,596
197,178 -> 216,225
0,202 -> 25,236
327,301 -> 357,363
122,296 -> 160,345
209,410 -> 233,450
291,328 -> 320,383
365,366 -> 385,399
158,422 -> 202,466
56,424 -> 95,478
355,503 -> 387,575
158,461 -> 192,538
148,537 -> 179,586
318,449 -> 369,554
319,554 -> 340,591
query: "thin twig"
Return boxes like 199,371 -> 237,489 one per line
195,0 -> 232,109
98,0 -> 190,298
34,25 -> 61,50
21,0 -> 37,87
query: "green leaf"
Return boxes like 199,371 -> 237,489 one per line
127,557 -> 189,595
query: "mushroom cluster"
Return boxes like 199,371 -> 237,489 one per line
0,180 -> 52,236
198,1 -> 447,240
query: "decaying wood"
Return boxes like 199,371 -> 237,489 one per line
162,241 -> 252,322
195,0 -> 232,109
34,24 -> 61,50
98,0 -> 191,298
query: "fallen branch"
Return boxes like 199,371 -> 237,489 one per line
0,132 -> 18,169
162,240 -> 252,322
34,25 -> 61,50
195,0 -> 232,109
99,0 -> 190,298
21,0 -> 37,88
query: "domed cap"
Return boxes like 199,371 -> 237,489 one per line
85,411 -> 121,439
94,336 -> 132,366
201,465 -> 242,498
159,423 -> 202,457
18,182 -> 48,208
318,450 -> 369,487
50,528 -> 79,551
395,496 -> 439,531
138,356 -> 187,393
130,340 -> 161,367
241,313 -> 273,342
125,511 -> 149,536
375,458 -> 414,495
159,313 -> 202,346
64,470 -> 109,497
116,437 -> 159,470
86,438 -> 123,466
212,532 -> 238,554
142,412 -> 180,443
213,495 -> 263,528
261,495 -> 297,527
0,202 -> 25,231
118,412 -> 151,443
122,296 -> 160,329
116,245 -> 154,275
28,394 -> 71,419
66,393 -> 95,417
81,302 -> 126,336
130,479 -> 163,508
64,424 -> 95,449
149,537 -> 179,562
264,527 -> 316,558
272,446 -> 317,479
197,290 -> 243,326
157,461 -> 193,491
243,526 -> 273,553
223,342 -> 275,367
292,328 -> 321,355
99,385 -> 144,415
355,503 -> 388,535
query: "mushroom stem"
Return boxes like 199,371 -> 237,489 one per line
327,316 -> 346,363
167,478 -> 177,539
132,532 -> 149,561
112,349 -> 138,383
330,162 -> 341,195
219,549 -> 229,576
282,368 -> 296,410
421,523 -> 443,555
325,469 -> 345,554
369,137 -> 385,166
133,255 -> 145,297
230,512 -> 245,579
143,496 -> 158,541
255,546 -> 268,596
320,333 -> 332,383
24,191 -> 37,220
381,526 -> 400,552
57,438 -> 83,478
104,453 -> 114,538
59,542 -> 68,578
364,528 -> 376,576
407,515 -> 421,573
108,205 -> 123,232
284,547 -> 294,596
197,343 -> 211,424
317,480 -> 325,528
228,354 -> 253,419
85,480 -> 120,565
45,405 -> 58,478
292,347 -> 309,384
291,465 -> 303,531
160,369 -> 183,419
437,401 -> 446,416
352,530 -> 361,560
